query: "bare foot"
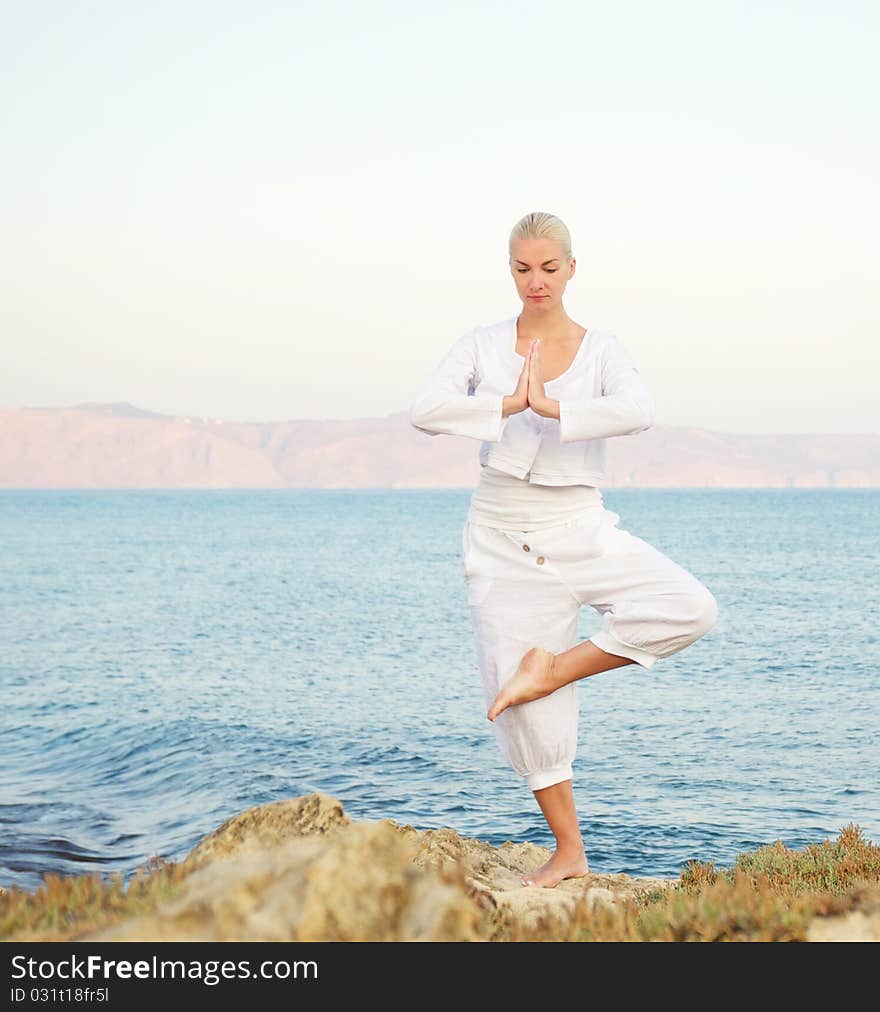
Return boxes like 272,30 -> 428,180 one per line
521,846 -> 589,888
487,646 -> 559,721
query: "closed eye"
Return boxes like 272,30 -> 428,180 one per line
516,268 -> 557,273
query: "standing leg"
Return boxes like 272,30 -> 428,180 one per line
521,778 -> 589,887
465,521 -> 596,887
487,640 -> 634,888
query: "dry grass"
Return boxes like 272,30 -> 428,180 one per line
679,822 -> 880,896
0,855 -> 189,942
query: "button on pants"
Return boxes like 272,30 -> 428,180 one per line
462,507 -> 718,792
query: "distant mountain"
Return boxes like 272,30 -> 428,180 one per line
67,401 -> 172,419
0,402 -> 877,488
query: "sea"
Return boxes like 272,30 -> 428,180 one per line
1,487 -> 878,893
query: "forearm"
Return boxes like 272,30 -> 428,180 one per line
410,389 -> 509,441
556,390 -> 654,442
529,390 -> 653,440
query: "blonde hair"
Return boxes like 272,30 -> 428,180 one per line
509,211 -> 572,263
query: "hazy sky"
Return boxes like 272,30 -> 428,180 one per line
2,1 -> 877,434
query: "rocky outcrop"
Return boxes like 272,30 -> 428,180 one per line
79,792 -> 675,941
71,792 -> 878,942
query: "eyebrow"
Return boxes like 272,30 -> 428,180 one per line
514,258 -> 559,266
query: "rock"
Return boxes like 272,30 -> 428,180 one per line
82,815 -> 485,941
386,818 -> 676,935
76,792 -> 678,942
181,791 -> 350,872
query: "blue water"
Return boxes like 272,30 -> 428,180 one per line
1,488 -> 878,893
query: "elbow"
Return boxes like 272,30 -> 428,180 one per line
641,396 -> 656,431
409,391 -> 428,428
409,406 -> 427,433
409,398 -> 437,436
617,394 -> 654,436
632,389 -> 655,433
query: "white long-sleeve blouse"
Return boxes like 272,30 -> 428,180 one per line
409,314 -> 655,486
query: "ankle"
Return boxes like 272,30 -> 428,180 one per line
552,836 -> 585,855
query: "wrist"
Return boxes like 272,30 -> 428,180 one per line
531,396 -> 560,419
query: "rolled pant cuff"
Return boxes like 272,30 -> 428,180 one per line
590,630 -> 659,669
524,763 -> 573,792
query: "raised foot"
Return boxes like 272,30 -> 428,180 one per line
521,848 -> 589,888
487,646 -> 558,722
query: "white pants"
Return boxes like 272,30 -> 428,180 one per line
462,507 -> 718,792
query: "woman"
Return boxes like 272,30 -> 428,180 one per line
409,211 -> 718,888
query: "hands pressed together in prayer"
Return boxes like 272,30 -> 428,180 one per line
502,339 -> 560,421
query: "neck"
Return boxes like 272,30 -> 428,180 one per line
518,304 -> 570,333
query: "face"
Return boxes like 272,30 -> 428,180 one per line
509,237 -> 575,309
